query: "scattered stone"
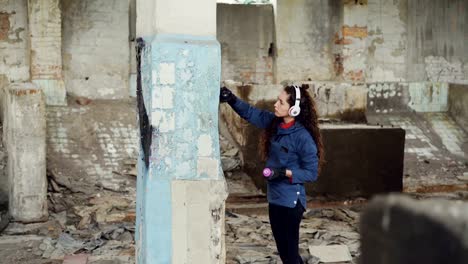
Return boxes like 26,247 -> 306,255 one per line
40,237 -> 56,258
55,233 -> 85,254
456,172 -> 468,182
118,231 -> 134,242
223,148 -> 239,157
63,254 -> 89,264
75,97 -> 92,106
53,211 -> 68,228
308,245 -> 352,263
221,156 -> 240,172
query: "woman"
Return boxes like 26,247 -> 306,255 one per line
220,84 -> 324,264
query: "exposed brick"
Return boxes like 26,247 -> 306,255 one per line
344,70 -> 364,82
342,25 -> 368,39
0,12 -> 11,41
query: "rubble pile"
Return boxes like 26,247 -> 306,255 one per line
225,207 -> 361,264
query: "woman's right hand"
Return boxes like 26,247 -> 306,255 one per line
220,87 -> 237,104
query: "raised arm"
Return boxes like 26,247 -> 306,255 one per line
220,87 -> 275,129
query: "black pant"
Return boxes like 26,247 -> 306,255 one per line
269,202 -> 305,264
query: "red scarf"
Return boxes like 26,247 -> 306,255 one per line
280,120 -> 295,129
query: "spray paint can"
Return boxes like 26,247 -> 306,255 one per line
263,168 -> 273,178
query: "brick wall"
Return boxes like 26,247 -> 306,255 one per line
0,0 -> 30,82
61,0 -> 130,99
46,99 -> 138,192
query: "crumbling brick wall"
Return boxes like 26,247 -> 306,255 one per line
0,0 -> 30,82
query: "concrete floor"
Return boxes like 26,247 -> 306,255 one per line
368,112 -> 468,191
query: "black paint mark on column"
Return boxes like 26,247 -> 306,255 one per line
136,38 -> 153,168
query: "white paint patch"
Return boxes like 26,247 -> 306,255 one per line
165,157 -> 172,167
155,136 -> 170,157
408,83 -> 448,112
152,70 -> 157,85
151,110 -> 175,132
197,158 -> 219,179
159,63 -> 175,85
152,86 -> 174,109
174,162 -> 191,179
198,134 -> 213,157
180,69 -> 193,83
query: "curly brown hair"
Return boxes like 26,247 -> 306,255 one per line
259,84 -> 325,176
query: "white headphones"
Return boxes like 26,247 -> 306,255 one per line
288,85 -> 301,117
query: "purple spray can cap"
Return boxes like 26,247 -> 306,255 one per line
263,168 -> 272,177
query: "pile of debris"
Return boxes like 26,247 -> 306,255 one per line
225,206 -> 361,264
1,192 -> 136,263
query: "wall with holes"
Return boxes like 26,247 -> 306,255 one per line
61,0 -> 130,99
276,0 -> 341,83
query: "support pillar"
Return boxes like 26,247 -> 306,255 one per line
135,0 -> 227,263
28,0 -> 66,105
5,83 -> 47,222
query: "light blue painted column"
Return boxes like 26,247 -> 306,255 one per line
135,1 -> 227,263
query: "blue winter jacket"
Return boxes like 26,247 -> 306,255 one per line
230,98 -> 319,209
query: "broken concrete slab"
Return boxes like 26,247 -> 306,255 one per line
63,254 -> 89,264
308,245 -> 352,263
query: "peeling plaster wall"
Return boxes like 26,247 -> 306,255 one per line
407,0 -> 468,84
449,84 -> 468,133
276,0 -> 341,83
366,0 -> 407,82
217,4 -> 275,84
367,82 -> 449,114
342,0 -> 368,82
0,0 -> 30,82
61,0 -> 130,99
28,0 -> 62,80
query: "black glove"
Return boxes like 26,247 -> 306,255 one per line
219,87 -> 237,105
267,168 -> 287,181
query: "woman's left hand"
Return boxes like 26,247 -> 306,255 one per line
285,169 -> 292,178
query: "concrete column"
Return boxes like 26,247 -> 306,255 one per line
5,83 -> 47,223
28,0 -> 66,105
341,0 -> 368,82
135,0 -> 227,263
